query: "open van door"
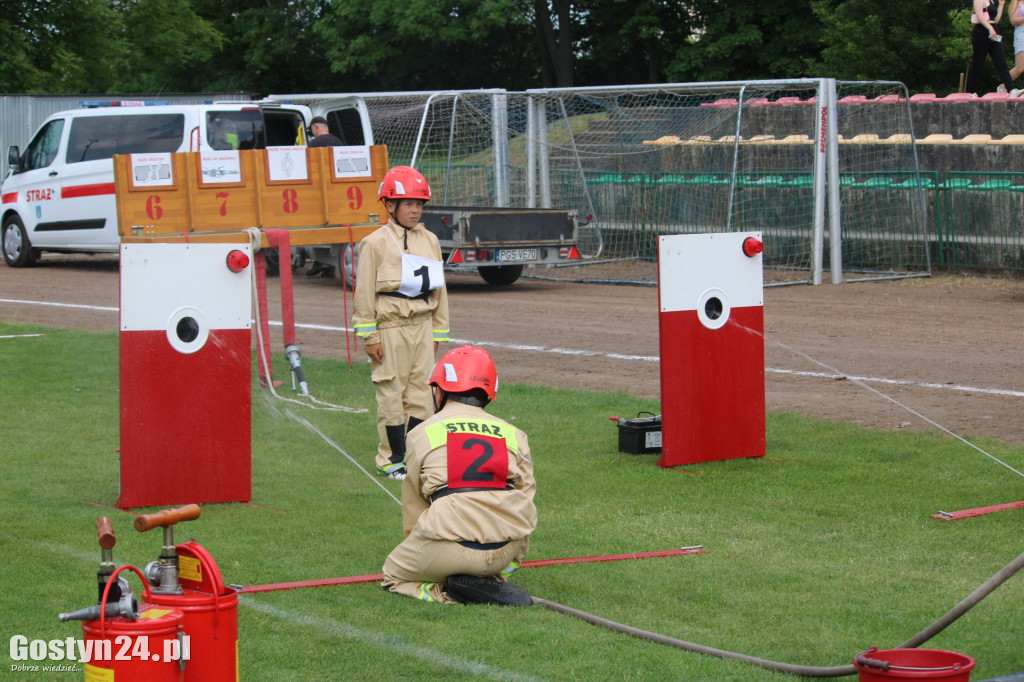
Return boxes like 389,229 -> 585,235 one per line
265,95 -> 374,147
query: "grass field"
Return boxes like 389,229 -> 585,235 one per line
2,321 -> 1023,680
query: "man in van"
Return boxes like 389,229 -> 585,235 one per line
210,117 -> 239,150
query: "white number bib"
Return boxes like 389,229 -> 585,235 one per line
398,252 -> 445,297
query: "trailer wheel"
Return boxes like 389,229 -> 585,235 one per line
338,244 -> 357,289
263,249 -> 280,277
478,264 -> 523,285
2,215 -> 38,267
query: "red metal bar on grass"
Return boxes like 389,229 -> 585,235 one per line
238,547 -> 705,594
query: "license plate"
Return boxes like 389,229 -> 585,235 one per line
497,248 -> 538,262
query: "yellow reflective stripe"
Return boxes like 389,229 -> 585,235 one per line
501,561 -> 520,576
417,582 -> 436,602
355,323 -> 377,336
433,328 -> 450,342
424,418 -> 518,453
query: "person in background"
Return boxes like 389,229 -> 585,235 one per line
381,346 -> 535,606
351,166 -> 450,480
303,115 -> 346,277
967,0 -> 1021,96
209,116 -> 238,150
307,116 -> 342,147
1007,0 -> 1024,88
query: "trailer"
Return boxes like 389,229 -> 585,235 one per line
317,205 -> 581,287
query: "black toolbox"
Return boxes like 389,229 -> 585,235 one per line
616,412 -> 662,454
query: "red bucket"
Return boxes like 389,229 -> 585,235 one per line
855,647 -> 976,681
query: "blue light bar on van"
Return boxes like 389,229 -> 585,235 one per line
77,100 -> 169,108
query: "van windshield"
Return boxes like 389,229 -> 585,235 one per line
65,114 -> 185,164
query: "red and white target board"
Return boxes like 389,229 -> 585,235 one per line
657,232 -> 765,468
118,242 -> 253,508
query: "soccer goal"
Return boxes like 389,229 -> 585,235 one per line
359,80 -> 930,285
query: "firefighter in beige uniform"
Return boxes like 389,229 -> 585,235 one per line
382,346 -> 536,605
352,166 -> 450,480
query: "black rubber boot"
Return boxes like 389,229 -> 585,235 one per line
385,424 -> 406,466
446,575 -> 533,606
407,416 -> 425,434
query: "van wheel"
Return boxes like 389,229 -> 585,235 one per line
2,215 -> 37,267
478,264 -> 523,285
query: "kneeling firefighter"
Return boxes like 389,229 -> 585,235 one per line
381,346 -> 536,605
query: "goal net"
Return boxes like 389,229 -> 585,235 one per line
359,81 -> 929,285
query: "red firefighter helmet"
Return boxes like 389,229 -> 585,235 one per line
378,166 -> 431,202
429,345 -> 498,401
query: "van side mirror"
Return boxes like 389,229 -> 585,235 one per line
7,146 -> 21,172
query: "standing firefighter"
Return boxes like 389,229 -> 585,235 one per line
352,166 -> 450,480
382,346 -> 536,605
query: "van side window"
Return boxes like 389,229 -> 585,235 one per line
21,119 -> 65,171
208,111 -> 262,150
65,114 -> 185,164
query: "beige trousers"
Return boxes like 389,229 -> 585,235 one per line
372,313 -> 434,470
381,527 -> 527,604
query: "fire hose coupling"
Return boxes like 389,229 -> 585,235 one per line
59,592 -> 139,623
285,343 -> 309,396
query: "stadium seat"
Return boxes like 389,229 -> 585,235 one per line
940,93 -> 977,102
856,177 -> 896,188
883,134 -> 913,144
849,134 -> 881,143
780,134 -> 813,144
918,134 -> 955,144
954,134 -> 993,144
700,98 -> 738,108
977,179 -> 1013,190
909,93 -> 939,102
993,135 -> 1024,144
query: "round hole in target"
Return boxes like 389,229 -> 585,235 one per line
167,306 -> 209,354
697,288 -> 731,330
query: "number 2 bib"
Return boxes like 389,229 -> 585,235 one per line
446,432 -> 510,490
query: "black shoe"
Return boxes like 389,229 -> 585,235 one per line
446,574 -> 532,606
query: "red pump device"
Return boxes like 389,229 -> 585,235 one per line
58,506 -> 239,681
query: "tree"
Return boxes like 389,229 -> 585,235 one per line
0,0 -> 123,93
315,0 -> 538,91
809,0 -> 969,94
573,0 -> 696,85
664,0 -> 824,83
111,0 -> 224,93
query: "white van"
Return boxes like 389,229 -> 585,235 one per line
1,98 -> 370,267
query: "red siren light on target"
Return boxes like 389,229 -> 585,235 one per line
742,237 -> 763,257
226,249 -> 250,272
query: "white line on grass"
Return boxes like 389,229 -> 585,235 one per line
3,298 -> 1019,398
240,595 -> 550,682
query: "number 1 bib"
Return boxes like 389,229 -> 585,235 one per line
398,252 -> 445,297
